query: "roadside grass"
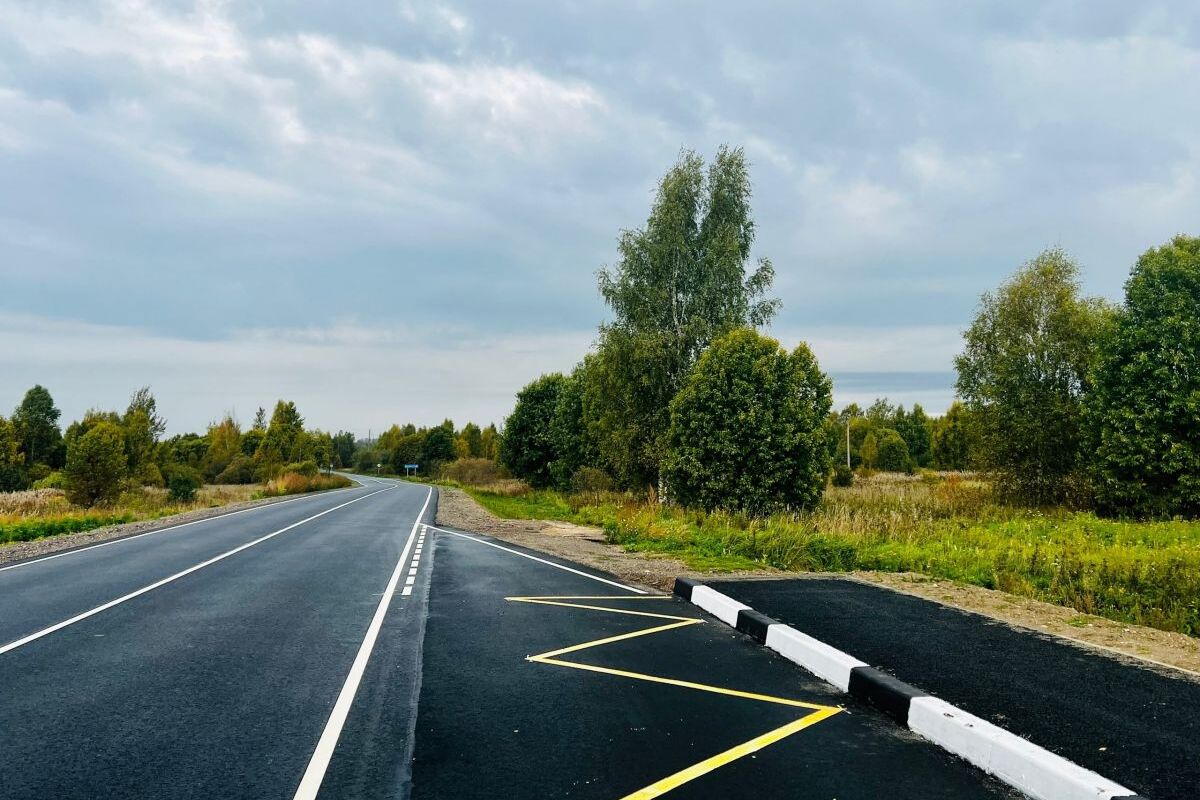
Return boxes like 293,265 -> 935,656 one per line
454,472 -> 1200,637
0,472 -> 353,545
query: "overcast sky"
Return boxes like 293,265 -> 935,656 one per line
2,1 -> 1198,435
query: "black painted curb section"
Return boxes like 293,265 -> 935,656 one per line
672,577 -> 698,601
848,666 -> 927,726
734,609 -> 778,644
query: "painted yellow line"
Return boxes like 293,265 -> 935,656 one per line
535,656 -> 834,711
510,597 -> 699,622
530,620 -> 702,661
619,707 -> 843,800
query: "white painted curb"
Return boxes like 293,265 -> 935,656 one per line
678,580 -> 1147,800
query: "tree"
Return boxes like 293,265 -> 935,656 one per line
255,400 -> 305,474
204,415 -> 242,481
420,427 -> 455,474
664,329 -> 832,515
588,146 -> 780,487
332,431 -> 356,468
932,402 -> 976,471
549,363 -> 598,490
955,249 -> 1111,504
894,404 -> 932,467
458,423 -> 483,459
252,407 -> 267,431
500,374 -> 565,488
1086,235 -> 1200,517
13,385 -> 63,469
0,415 -> 24,491
65,421 -> 127,506
874,429 -> 914,473
123,387 -> 166,485
860,432 -> 878,470
479,425 -> 501,460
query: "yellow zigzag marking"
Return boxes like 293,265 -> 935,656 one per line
505,595 -> 842,799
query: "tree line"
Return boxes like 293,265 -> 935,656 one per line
352,420 -> 500,477
0,386 -> 357,506
495,146 -> 1200,520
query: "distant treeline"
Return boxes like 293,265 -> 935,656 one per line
0,387 -> 355,506
353,421 -> 500,477
493,146 -> 1200,520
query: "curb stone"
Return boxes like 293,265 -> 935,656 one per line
673,577 -> 1150,800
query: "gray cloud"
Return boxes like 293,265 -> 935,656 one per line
2,1 -> 1199,429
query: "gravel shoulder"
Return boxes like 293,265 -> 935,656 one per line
0,489 -> 348,568
435,486 -> 1200,676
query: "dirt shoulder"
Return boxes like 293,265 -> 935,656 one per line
435,486 -> 1200,677
0,489 -> 346,568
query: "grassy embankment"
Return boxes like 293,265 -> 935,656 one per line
455,472 -> 1200,637
0,473 -> 352,545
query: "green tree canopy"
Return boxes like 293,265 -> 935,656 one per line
587,146 -> 780,487
331,431 -> 356,468
893,404 -> 932,467
874,428 -> 914,473
420,426 -> 456,473
256,400 -> 305,472
931,401 -> 976,471
1086,235 -> 1200,518
65,421 -> 127,506
664,329 -> 831,515
549,361 -> 599,490
500,374 -> 565,488
955,248 -> 1111,504
0,415 -> 24,491
13,385 -> 63,469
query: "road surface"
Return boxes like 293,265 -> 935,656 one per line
0,478 -> 1019,798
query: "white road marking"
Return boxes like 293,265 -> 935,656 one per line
408,568 -> 418,576
0,488 -> 357,575
292,486 -> 433,800
404,576 -> 415,586
0,487 -> 394,656
401,586 -> 413,597
430,526 -> 645,594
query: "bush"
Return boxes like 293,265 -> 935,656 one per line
135,462 -> 165,488
31,471 -> 67,490
570,466 -> 613,493
165,466 -> 202,502
215,455 -> 255,484
65,421 -> 128,507
260,472 -> 352,497
832,463 -> 854,487
440,458 -> 508,486
280,460 -> 318,477
665,329 -> 833,516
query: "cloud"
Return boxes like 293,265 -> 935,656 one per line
2,1 -> 1199,426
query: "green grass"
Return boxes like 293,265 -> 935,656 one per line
459,473 -> 1200,637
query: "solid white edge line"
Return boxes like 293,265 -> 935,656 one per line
0,487 -> 393,657
0,486 -> 361,574
430,526 -> 645,594
292,486 -> 433,800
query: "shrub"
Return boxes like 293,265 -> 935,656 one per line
665,329 -> 832,516
280,460 -> 318,477
64,421 -> 128,507
832,463 -> 853,487
570,466 -> 613,493
260,472 -> 352,497
31,471 -> 67,490
164,466 -> 202,502
215,455 -> 255,484
440,458 -> 508,486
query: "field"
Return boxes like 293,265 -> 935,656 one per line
0,473 -> 352,545
457,472 -> 1200,637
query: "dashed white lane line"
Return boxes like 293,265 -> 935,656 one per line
401,586 -> 413,597
404,576 -> 415,586
292,486 -> 433,800
0,487 -> 394,657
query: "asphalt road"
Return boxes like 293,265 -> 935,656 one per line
2,479 -> 1021,799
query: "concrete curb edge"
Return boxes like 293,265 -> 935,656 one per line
673,577 -> 1149,800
